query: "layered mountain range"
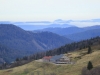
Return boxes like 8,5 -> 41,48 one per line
34,25 -> 100,41
0,24 -> 72,63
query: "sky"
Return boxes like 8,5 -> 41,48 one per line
0,0 -> 100,27
0,0 -> 100,22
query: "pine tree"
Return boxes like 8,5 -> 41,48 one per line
16,58 -> 19,61
87,61 -> 93,70
87,46 -> 92,54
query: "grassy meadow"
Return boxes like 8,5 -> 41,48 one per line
0,45 -> 100,75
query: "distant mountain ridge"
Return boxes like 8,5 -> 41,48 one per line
34,26 -> 84,36
34,25 -> 100,41
65,28 -> 100,41
17,24 -> 73,30
0,18 -> 100,30
0,20 -> 74,30
34,25 -> 100,35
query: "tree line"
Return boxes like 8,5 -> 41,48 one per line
0,36 -> 100,69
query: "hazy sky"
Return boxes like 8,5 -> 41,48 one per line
0,0 -> 100,21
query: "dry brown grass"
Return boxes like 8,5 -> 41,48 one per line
0,45 -> 100,75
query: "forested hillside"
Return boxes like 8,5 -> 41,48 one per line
0,44 -> 24,63
65,29 -> 100,41
0,36 -> 100,69
0,24 -> 72,63
44,36 -> 100,56
0,36 -> 100,75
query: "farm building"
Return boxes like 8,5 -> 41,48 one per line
50,54 -> 70,64
42,54 -> 71,64
42,56 -> 52,62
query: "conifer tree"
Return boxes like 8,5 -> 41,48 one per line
87,46 -> 92,54
16,58 -> 19,61
87,61 -> 93,70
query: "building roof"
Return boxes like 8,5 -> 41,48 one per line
50,54 -> 64,60
43,56 -> 52,60
43,54 -> 69,61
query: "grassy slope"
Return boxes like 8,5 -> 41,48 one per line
0,45 -> 100,75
